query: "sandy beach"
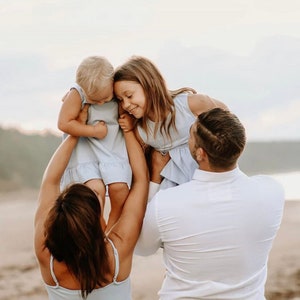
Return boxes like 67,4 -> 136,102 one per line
0,189 -> 299,300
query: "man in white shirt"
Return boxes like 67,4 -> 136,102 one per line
135,108 -> 285,299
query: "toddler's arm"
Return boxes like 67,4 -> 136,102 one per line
58,89 -> 108,139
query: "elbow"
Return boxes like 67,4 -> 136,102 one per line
57,120 -> 64,132
57,120 -> 69,133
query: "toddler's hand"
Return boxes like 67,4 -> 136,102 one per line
93,121 -> 108,139
119,113 -> 135,132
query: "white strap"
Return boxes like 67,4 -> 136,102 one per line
49,255 -> 59,287
106,238 -> 120,282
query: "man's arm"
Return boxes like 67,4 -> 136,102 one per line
134,194 -> 162,256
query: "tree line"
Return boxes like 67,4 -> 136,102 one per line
0,126 -> 299,191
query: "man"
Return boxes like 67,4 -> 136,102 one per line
135,108 -> 285,299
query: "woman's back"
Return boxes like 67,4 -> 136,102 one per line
34,119 -> 148,299
44,238 -> 131,300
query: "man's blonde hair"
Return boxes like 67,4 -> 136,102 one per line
76,56 -> 114,96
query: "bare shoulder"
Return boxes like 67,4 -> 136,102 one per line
62,88 -> 82,105
188,93 -> 228,116
58,89 -> 83,125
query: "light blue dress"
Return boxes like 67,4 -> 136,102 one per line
61,84 -> 132,189
137,93 -> 198,189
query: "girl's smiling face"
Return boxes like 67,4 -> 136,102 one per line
114,81 -> 147,119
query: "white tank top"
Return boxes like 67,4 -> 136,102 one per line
44,238 -> 131,300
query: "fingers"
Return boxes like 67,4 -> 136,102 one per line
82,103 -> 89,111
77,104 -> 89,124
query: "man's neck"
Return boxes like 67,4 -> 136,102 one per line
199,163 -> 237,173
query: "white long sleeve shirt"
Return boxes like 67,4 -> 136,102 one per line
135,167 -> 285,299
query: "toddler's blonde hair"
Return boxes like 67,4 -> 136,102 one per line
76,56 -> 114,96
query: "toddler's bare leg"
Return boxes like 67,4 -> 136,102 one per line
106,182 -> 129,233
85,179 -> 107,230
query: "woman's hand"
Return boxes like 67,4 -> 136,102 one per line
119,112 -> 135,132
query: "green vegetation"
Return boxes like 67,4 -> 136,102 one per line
0,126 -> 299,191
0,127 -> 61,190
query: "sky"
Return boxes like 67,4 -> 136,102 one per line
0,0 -> 299,141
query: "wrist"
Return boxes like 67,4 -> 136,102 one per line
150,172 -> 163,183
148,181 -> 160,201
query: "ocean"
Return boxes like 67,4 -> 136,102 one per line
270,171 -> 300,200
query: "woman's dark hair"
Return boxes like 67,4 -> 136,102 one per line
44,183 -> 110,298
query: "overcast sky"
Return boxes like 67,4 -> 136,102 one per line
0,0 -> 299,141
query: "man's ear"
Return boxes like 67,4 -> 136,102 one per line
196,147 -> 203,162
196,147 -> 205,162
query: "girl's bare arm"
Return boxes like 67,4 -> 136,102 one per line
188,93 -> 228,117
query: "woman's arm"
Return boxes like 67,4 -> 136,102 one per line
188,93 -> 228,116
109,122 -> 149,255
34,134 -> 79,260
34,135 -> 78,224
58,89 -> 108,139
34,105 -> 89,259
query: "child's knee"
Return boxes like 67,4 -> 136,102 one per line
108,182 -> 128,194
108,183 -> 129,206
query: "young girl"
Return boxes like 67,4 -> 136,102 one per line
58,56 -> 131,231
114,55 -> 228,190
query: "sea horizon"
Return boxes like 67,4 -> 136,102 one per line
270,171 -> 300,201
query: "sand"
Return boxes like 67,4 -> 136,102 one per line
0,189 -> 299,300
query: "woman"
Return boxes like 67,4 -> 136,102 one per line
34,105 -> 149,299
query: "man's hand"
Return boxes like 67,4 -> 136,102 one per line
149,149 -> 170,183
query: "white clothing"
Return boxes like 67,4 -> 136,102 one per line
45,238 -> 131,300
135,167 -> 285,299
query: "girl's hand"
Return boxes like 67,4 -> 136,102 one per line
93,121 -> 108,139
119,113 -> 135,132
